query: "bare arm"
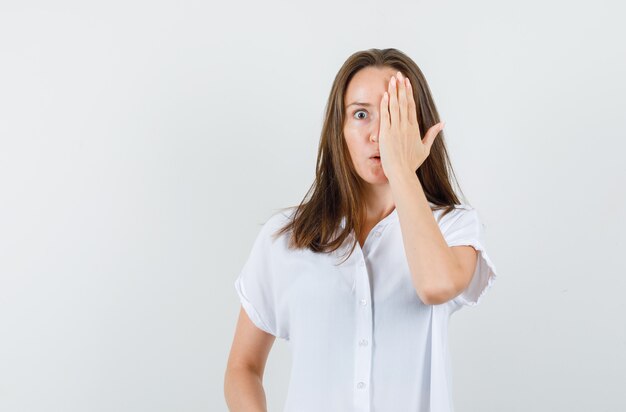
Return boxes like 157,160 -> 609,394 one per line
224,366 -> 267,412
389,171 -> 468,305
380,71 -> 471,305
224,306 -> 276,412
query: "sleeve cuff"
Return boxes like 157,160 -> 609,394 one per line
450,240 -> 497,307
234,275 -> 276,336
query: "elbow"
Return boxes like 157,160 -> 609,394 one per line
419,289 -> 445,306
412,264 -> 461,305
418,280 -> 458,306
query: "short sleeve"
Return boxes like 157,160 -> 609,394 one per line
234,216 -> 289,340
442,206 -> 498,307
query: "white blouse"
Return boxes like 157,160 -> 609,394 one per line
234,203 -> 498,412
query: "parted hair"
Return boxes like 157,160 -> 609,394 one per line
272,48 -> 467,264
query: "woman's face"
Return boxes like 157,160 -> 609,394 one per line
343,65 -> 400,185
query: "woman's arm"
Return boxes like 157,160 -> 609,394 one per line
380,72 -> 470,305
224,306 -> 275,412
224,366 -> 268,412
389,171 -> 474,305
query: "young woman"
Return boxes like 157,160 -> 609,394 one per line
224,48 -> 498,412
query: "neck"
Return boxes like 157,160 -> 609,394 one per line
362,183 -> 395,222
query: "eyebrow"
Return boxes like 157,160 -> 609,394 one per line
345,102 -> 373,108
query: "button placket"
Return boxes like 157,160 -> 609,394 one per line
353,253 -> 373,411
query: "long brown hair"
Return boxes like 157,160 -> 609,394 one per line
272,48 -> 467,264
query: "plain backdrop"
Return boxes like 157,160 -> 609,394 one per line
1,0 -> 624,411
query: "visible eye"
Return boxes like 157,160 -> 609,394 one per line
353,110 -> 368,120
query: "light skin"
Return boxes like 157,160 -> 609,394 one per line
343,66 -> 400,230
343,66 -> 478,305
223,66 -> 480,411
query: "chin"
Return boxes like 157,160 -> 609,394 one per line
361,173 -> 389,185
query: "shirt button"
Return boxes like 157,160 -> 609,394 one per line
359,339 -> 368,346
373,231 -> 381,237
359,299 -> 367,306
357,382 -> 366,389
358,260 -> 365,267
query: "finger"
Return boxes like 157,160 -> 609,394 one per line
397,72 -> 408,127
389,76 -> 399,127
380,91 -> 390,133
405,77 -> 418,126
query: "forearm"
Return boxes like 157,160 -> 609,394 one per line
224,366 -> 268,412
388,171 -> 461,304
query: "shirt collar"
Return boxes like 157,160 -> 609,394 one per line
339,201 -> 438,229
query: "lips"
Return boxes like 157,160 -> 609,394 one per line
370,153 -> 380,159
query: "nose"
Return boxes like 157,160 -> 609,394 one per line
369,120 -> 379,143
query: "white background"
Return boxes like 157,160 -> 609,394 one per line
1,0 -> 624,411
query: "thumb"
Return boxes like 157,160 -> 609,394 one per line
424,122 -> 445,150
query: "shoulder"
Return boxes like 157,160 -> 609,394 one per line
267,206 -> 296,232
432,203 -> 475,221
251,207 -> 297,249
453,203 -> 474,211
433,203 -> 480,231
436,204 -> 489,249
449,203 -> 476,220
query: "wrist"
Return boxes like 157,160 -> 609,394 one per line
387,169 -> 418,186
